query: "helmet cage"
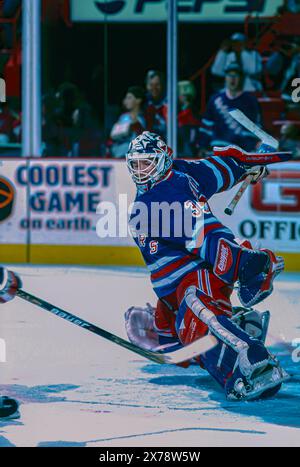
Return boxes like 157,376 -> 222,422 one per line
127,151 -> 169,185
126,131 -> 173,190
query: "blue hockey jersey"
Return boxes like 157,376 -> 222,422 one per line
129,156 -> 248,299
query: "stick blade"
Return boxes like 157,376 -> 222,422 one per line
160,335 -> 218,364
229,109 -> 279,150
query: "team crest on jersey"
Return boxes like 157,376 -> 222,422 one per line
149,240 -> 158,255
184,200 -> 202,218
138,234 -> 146,247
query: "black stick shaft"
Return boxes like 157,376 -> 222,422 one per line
16,289 -> 163,364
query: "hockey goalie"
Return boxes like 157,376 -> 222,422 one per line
125,130 -> 290,402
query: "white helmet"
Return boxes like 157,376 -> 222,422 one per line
126,131 -> 173,192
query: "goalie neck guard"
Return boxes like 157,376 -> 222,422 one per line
126,131 -> 173,193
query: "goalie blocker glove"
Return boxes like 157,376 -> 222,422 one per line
0,267 -> 22,304
211,238 -> 284,308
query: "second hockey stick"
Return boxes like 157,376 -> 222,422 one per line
224,109 -> 280,215
224,174 -> 253,216
16,289 -> 217,365
229,109 -> 279,150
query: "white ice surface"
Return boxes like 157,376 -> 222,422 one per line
0,266 -> 299,447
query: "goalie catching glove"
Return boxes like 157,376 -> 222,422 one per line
125,304 -> 181,353
125,303 -> 159,351
0,267 -> 22,304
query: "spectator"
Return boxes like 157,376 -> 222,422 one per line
197,63 -> 261,154
43,81 -> 104,157
42,91 -> 69,157
3,0 -> 21,17
55,82 -> 81,128
177,80 -> 201,157
9,97 -> 21,142
0,102 -> 16,144
281,52 -> 300,97
288,0 -> 300,12
2,0 -> 21,49
210,38 -> 232,91
144,70 -> 167,139
109,86 -> 146,158
43,83 -> 91,157
71,104 -> 104,158
279,123 -> 300,159
211,33 -> 263,92
278,0 -> 300,14
265,38 -> 300,90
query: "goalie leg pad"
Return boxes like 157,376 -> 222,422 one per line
182,286 -> 288,400
154,298 -> 178,339
231,307 -> 270,343
175,269 -> 233,347
225,348 -> 289,401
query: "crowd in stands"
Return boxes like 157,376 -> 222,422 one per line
0,101 -> 20,144
42,82 -> 104,157
109,85 -> 146,158
30,50 -> 300,161
199,62 -> 261,153
108,70 -> 202,158
105,12 -> 300,161
0,0 -> 21,48
278,0 -> 300,14
104,18 -> 300,161
0,0 -> 21,148
0,1 -> 299,160
211,33 -> 263,92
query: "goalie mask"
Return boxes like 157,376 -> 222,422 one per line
126,131 -> 173,192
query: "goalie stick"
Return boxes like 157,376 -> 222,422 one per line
16,289 -> 217,365
223,109 -> 280,215
229,109 -> 279,150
